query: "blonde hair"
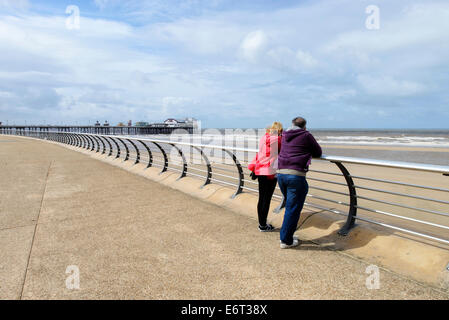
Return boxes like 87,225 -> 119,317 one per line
266,121 -> 283,135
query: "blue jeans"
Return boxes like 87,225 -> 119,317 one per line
277,174 -> 309,245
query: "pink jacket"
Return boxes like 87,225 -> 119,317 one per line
248,133 -> 282,177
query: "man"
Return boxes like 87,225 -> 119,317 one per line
277,117 -> 322,249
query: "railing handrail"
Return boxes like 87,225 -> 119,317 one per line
320,155 -> 449,175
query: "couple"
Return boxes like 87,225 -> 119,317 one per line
249,117 -> 322,249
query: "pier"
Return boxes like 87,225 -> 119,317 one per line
0,124 -> 195,135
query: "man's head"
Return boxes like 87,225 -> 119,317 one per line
292,117 -> 307,129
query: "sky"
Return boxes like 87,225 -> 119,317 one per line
0,0 -> 448,128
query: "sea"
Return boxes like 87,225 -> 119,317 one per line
141,129 -> 449,166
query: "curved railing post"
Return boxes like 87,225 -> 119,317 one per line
89,135 -> 98,152
62,133 -> 68,144
75,134 -> 83,147
103,136 -> 114,157
137,140 -> 153,168
86,135 -> 96,152
170,143 -> 187,180
69,134 -> 76,146
80,134 -> 88,149
151,142 -> 168,173
109,137 -> 121,159
71,133 -> 77,146
332,161 -> 358,236
222,149 -> 244,198
82,134 -> 90,149
127,139 -> 140,164
83,134 -> 90,149
116,138 -> 129,161
192,146 -> 212,188
97,136 -> 107,154
91,135 -> 102,153
66,133 -> 72,145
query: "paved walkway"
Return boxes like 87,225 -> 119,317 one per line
0,135 -> 447,299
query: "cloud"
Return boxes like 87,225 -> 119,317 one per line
0,0 -> 29,10
326,2 -> 449,55
93,0 -> 109,10
295,50 -> 318,68
357,75 -> 427,97
1,0 -> 449,128
240,30 -> 268,63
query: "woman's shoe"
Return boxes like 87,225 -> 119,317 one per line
258,224 -> 275,232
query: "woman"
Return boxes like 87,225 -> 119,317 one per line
248,122 -> 283,232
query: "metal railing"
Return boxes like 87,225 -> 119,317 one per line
3,129 -> 449,246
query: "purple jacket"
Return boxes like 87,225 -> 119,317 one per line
278,128 -> 322,172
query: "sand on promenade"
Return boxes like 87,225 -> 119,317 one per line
0,135 -> 448,299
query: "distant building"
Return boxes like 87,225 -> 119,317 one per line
117,122 -> 125,127
103,121 -> 110,127
135,121 -> 150,127
128,120 -> 132,127
163,117 -> 198,129
164,118 -> 182,126
94,121 -> 101,126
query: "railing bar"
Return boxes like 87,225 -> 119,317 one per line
309,169 -> 344,177
350,175 -> 449,193
242,186 -> 259,193
353,184 -> 449,205
210,178 -> 241,188
242,179 -> 259,185
185,167 -> 209,173
356,205 -> 449,230
307,194 -> 351,207
186,172 -> 208,180
357,195 -> 449,217
307,177 -> 348,186
303,202 -> 349,217
210,172 -> 239,180
308,186 -> 350,197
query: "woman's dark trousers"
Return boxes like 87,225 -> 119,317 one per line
257,176 -> 278,226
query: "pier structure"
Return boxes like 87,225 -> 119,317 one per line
0,123 -> 195,135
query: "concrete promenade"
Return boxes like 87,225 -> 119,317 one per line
0,135 -> 447,299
